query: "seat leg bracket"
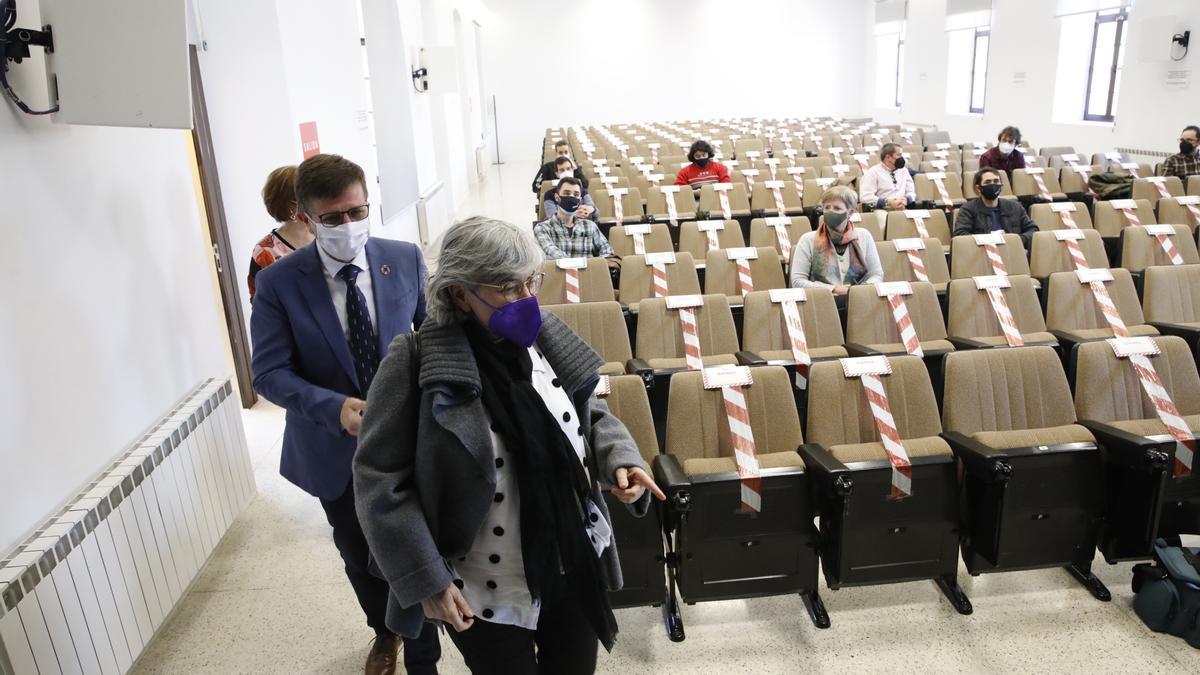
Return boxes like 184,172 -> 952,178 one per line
934,575 -> 974,615
801,590 -> 831,629
1065,562 -> 1112,601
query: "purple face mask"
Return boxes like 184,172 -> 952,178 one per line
470,290 -> 543,347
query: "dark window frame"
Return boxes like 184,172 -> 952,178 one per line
968,28 -> 990,114
1083,8 -> 1127,122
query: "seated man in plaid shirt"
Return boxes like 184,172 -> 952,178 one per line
534,177 -> 620,269
1159,125 -> 1200,179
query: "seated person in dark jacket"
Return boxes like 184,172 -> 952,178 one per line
953,168 -> 1038,249
542,157 -> 597,221
532,140 -> 589,194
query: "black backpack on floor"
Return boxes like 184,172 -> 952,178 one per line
1132,539 -> 1200,649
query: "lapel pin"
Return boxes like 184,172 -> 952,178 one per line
380,264 -> 392,276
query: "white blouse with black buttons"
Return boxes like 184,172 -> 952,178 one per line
449,347 -> 611,629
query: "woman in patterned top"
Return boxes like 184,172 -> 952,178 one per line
788,185 -> 883,295
248,165 -> 315,300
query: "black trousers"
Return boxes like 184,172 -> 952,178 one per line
320,482 -> 442,673
446,592 -> 599,675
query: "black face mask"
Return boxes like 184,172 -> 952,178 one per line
893,157 -> 907,171
557,195 -> 581,213
694,158 -> 710,168
1181,141 -> 1196,156
980,184 -> 1002,200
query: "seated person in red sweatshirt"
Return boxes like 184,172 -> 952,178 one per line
674,140 -> 731,188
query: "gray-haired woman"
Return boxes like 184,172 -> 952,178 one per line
354,216 -> 664,675
788,185 -> 883,295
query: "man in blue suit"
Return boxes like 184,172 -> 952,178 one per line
251,154 -> 440,675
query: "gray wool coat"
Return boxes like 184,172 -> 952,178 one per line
353,310 -> 652,639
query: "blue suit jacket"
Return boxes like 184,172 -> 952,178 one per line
250,238 -> 426,500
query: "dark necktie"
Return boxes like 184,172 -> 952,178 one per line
337,265 -> 380,393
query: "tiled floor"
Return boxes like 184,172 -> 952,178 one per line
133,161 -> 1199,673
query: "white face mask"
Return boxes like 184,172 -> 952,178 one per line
314,216 -> 370,262
557,170 -> 572,179
998,142 -> 1015,155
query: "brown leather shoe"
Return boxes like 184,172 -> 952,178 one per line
365,634 -> 401,675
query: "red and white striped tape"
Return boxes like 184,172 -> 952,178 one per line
1050,204 -> 1092,271
699,220 -> 723,251
1109,338 -> 1195,477
878,282 -> 923,357
1116,201 -> 1142,227
564,267 -> 581,304
770,184 -> 788,217
631,232 -> 647,255
766,217 -> 793,261
1026,168 -> 1054,201
771,288 -> 811,389
787,167 -> 806,202
652,263 -> 669,298
700,367 -> 761,512
976,275 -> 1024,347
1142,225 -> 1185,266
1175,196 -> 1200,224
1077,268 -> 1129,338
741,170 -> 758,192
1121,162 -> 1142,179
893,239 -> 929,282
610,188 -> 627,225
973,233 -> 1009,276
1147,177 -> 1173,200
855,368 -> 914,499
714,183 -> 734,220
666,294 -> 706,370
727,247 -> 757,296
660,185 -> 681,226
927,173 -> 954,209
905,210 -> 931,238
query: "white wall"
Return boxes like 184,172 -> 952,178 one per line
0,115 -> 228,552
863,0 -> 1200,155
483,0 -> 870,162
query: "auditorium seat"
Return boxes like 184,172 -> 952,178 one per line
949,233 -> 1033,280
1029,202 -> 1094,231
1132,176 -> 1184,203
593,186 -> 645,226
543,301 -> 631,376
652,366 -> 827,633
876,238 -> 951,293
1120,224 -> 1200,290
749,180 -> 806,217
1093,199 -> 1157,239
703,247 -> 786,300
885,210 -> 952,248
941,346 -> 1109,599
677,220 -> 746,265
608,223 -> 674,258
845,281 -> 954,396
597,374 -> 670,611
618,252 -> 702,312
1011,168 -> 1068,202
1059,165 -> 1104,195
645,185 -> 697,224
748,216 -> 812,259
538,257 -> 615,305
1029,230 -> 1109,281
801,355 -> 969,614
633,294 -> 739,372
1045,268 -> 1158,365
698,182 -> 752,220
1073,335 -> 1200,562
915,173 -> 966,209
1141,264 -> 1200,359
946,275 -> 1057,349
820,163 -> 864,187
739,287 -> 847,366
1112,162 -> 1155,179
1156,196 -> 1200,231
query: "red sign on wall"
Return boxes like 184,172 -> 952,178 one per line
299,121 -> 320,159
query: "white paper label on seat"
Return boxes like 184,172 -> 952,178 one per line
1110,199 -> 1138,209
973,232 -> 1006,245
624,224 -> 652,235
697,220 -> 726,232
1071,165 -> 1092,174
1121,162 -> 1139,170
832,164 -> 851,173
765,216 -> 791,226
787,166 -> 806,175
849,212 -> 862,223
932,151 -> 949,159
644,252 -> 676,266
745,151 -> 761,159
701,364 -> 754,389
1054,229 -> 1086,241
1024,167 -> 1045,175
831,146 -> 845,154
1108,336 -> 1161,358
1061,153 -> 1079,162
593,158 -> 608,166
629,156 -> 644,164
865,145 -> 881,152
1145,177 -> 1167,185
769,287 -> 807,303
609,187 -> 629,197
764,180 -> 785,189
817,177 -> 837,187
764,158 -> 780,166
637,164 -> 653,173
555,257 -> 589,270
1050,202 -> 1078,212
852,153 -> 869,163
648,173 -> 665,182
876,281 -> 914,297
713,183 -> 734,192
893,238 -> 926,252
726,247 -> 759,260
904,209 -> 931,219
1076,267 -> 1114,283
1144,224 -> 1176,236
783,149 -> 798,157
660,185 -> 680,194
666,294 -> 704,309
974,274 -> 1012,290
594,375 -> 611,397
931,160 -> 949,169
840,356 -> 893,378
741,169 -> 760,177
936,143 -> 952,150
925,172 -> 947,180
1177,196 -> 1200,205
1105,152 -> 1123,160
647,143 -> 660,149
602,176 -> 619,185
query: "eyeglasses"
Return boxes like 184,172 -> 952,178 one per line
310,204 -> 370,227
476,273 -> 545,303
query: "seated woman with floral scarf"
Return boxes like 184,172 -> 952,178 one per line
788,185 -> 883,295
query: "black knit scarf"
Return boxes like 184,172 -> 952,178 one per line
463,320 -> 619,651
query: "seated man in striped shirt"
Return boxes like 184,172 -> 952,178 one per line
534,177 -> 619,269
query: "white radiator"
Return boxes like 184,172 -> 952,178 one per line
0,378 -> 254,674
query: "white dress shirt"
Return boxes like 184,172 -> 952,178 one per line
859,162 -> 916,207
450,347 -> 610,630
318,245 -> 378,338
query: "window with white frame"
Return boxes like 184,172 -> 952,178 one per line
1083,8 -> 1128,122
1051,0 -> 1131,124
874,0 -> 907,109
944,1 -> 992,115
